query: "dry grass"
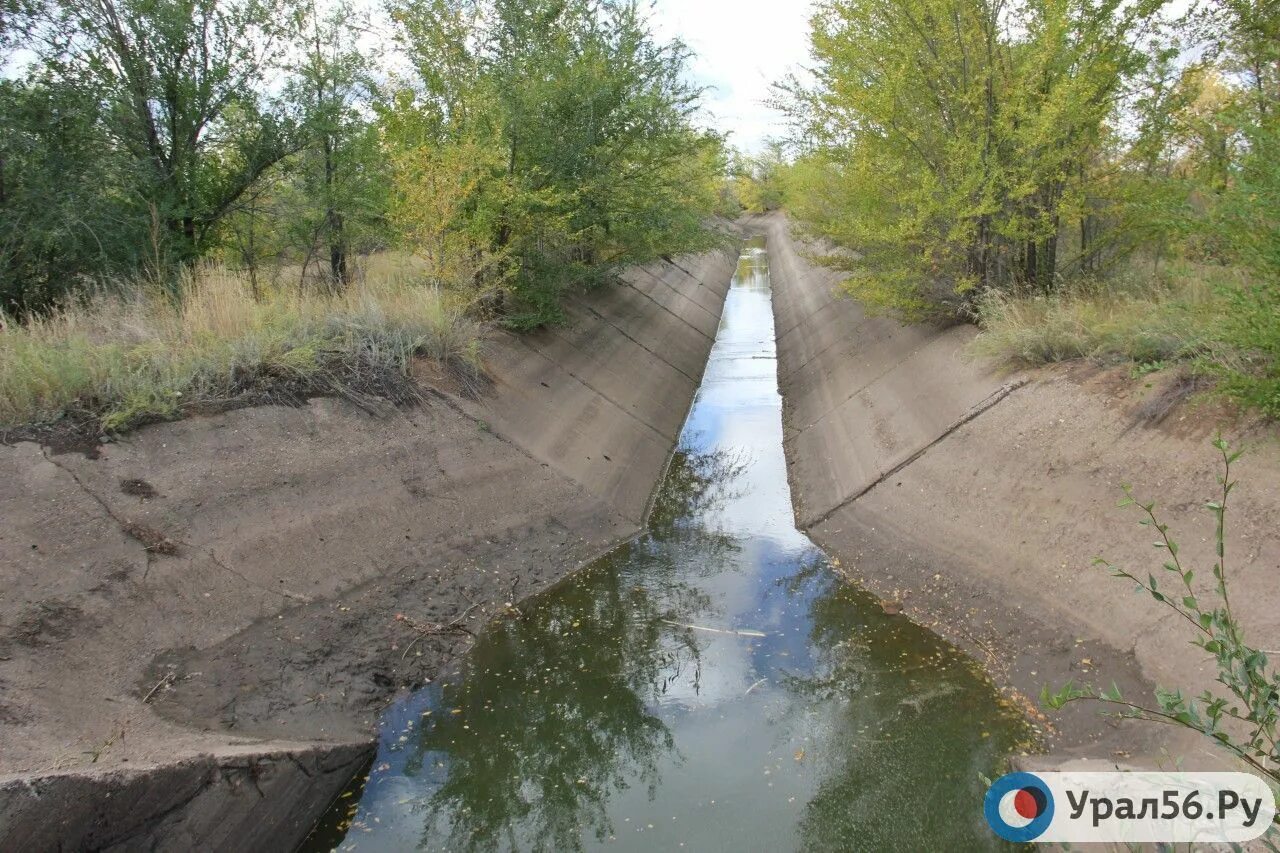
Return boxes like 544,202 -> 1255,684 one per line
0,263 -> 481,433
973,259 -> 1280,417
972,260 -> 1231,367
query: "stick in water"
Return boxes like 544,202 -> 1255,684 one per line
660,619 -> 766,638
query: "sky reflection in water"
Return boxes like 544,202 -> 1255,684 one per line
309,239 -> 1029,852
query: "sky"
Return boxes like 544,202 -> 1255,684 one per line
650,0 -> 815,154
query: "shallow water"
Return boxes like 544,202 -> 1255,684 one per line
309,239 -> 1029,851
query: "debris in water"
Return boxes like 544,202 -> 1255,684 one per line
660,619 -> 765,638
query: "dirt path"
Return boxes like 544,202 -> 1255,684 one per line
761,210 -> 1280,771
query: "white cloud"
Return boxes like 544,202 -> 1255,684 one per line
649,0 -> 814,154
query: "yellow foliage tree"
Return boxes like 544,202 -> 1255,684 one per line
389,134 -> 512,311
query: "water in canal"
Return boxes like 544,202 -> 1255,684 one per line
310,238 -> 1030,851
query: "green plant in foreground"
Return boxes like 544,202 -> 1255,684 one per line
1131,359 -> 1168,378
1043,439 -> 1280,800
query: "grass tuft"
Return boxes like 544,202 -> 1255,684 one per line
973,259 -> 1280,418
972,262 -> 1221,366
0,263 -> 481,433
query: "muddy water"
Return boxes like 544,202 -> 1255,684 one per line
309,239 -> 1029,851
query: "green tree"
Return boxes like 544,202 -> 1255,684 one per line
779,0 -> 1168,318
389,0 -> 723,327
1201,0 -> 1280,122
0,78 -> 148,313
286,1 -> 388,289
1189,0 -> 1280,415
17,0 -> 301,265
733,141 -> 788,214
0,0 -> 36,56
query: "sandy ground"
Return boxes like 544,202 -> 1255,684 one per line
0,247 -> 736,848
759,210 -> 1280,771
1,398 -> 628,767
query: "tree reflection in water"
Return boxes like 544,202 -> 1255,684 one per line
392,446 -> 748,851
305,238 -> 1032,853
777,560 -> 1028,851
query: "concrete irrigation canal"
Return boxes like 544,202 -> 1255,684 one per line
6,218 -> 1277,850
304,239 -> 1029,850
6,0 -> 1280,842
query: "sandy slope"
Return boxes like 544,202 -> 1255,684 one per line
761,209 -> 1280,770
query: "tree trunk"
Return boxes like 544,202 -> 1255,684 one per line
495,134 -> 517,251
1042,224 -> 1058,292
167,214 -> 198,261
322,131 -> 347,289
975,213 -> 991,288
1080,215 -> 1089,273
246,207 -> 261,302
328,223 -> 347,287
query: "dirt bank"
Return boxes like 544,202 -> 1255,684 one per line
760,210 -> 1280,769
0,245 -> 737,850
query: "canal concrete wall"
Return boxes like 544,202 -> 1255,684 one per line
761,210 -> 1280,767
0,245 -> 738,850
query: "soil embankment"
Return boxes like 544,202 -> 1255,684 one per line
0,246 -> 737,850
762,210 -> 1280,768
